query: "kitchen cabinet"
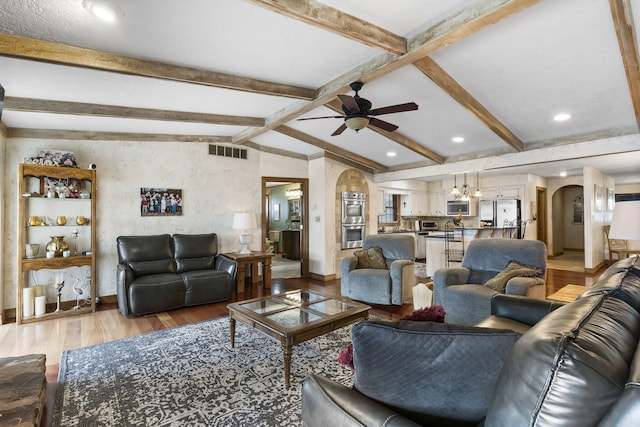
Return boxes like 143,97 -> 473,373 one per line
427,191 -> 445,216
401,192 -> 428,216
481,185 -> 523,200
17,164 -> 97,324
281,229 -> 301,260
416,233 -> 427,259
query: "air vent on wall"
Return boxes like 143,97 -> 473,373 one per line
208,144 -> 247,160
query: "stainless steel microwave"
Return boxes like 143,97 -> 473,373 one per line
446,200 -> 477,216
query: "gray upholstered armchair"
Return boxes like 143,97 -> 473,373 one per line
341,234 -> 416,305
433,239 -> 547,325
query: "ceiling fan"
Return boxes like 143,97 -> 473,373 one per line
297,81 -> 418,136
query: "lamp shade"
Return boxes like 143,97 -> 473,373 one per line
232,212 -> 258,230
609,200 -> 640,241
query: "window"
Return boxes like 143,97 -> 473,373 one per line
378,194 -> 399,224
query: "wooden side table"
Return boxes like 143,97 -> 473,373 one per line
546,284 -> 586,303
221,252 -> 274,293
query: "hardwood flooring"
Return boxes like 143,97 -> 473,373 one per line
0,265 -> 606,427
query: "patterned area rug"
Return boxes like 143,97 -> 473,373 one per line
53,316 -> 355,426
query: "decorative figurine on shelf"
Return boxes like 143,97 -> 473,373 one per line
71,229 -> 80,255
71,269 -> 89,310
54,272 -> 65,313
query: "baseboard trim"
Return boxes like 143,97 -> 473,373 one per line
585,260 -> 605,274
308,272 -> 336,282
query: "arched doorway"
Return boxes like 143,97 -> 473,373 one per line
548,184 -> 585,271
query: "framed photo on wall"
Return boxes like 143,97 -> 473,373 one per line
141,188 -> 182,216
606,187 -> 614,212
594,184 -> 603,213
273,203 -> 280,221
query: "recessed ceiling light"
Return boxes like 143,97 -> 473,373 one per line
83,0 -> 123,22
560,171 -> 568,177
386,151 -> 397,157
452,136 -> 464,143
553,113 -> 571,122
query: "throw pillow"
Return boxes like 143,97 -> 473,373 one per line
484,260 -> 543,293
353,246 -> 387,269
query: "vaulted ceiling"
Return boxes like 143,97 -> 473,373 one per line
1,0 -> 639,183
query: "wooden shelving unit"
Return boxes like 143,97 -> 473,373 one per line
16,164 -> 97,324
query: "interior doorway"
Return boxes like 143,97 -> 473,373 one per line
536,186 -> 547,245
261,177 -> 309,278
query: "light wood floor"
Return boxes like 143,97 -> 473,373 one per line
0,266 -> 606,427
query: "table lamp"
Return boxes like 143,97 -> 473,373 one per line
232,212 -> 258,254
609,200 -> 640,241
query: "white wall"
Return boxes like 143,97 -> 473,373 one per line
0,126 -> 5,321
308,157 -> 329,276
2,137 -> 307,311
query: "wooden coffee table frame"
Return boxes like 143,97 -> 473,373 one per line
227,290 -> 370,388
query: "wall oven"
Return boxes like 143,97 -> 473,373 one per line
341,192 -> 366,224
341,224 -> 365,249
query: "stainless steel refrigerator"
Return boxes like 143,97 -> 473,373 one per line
479,200 -> 496,226
496,199 -> 522,238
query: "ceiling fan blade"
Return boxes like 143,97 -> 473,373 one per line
331,123 -> 348,136
369,117 -> 399,132
337,94 -> 360,114
369,102 -> 418,116
297,115 -> 344,121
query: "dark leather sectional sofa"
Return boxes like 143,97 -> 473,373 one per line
302,255 -> 640,426
116,233 -> 237,316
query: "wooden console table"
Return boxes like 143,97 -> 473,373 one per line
221,252 -> 274,293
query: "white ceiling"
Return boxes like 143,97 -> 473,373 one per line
1,0 -> 639,184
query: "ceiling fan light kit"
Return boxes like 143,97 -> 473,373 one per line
298,81 -> 418,136
345,116 -> 370,131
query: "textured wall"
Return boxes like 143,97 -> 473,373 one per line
2,138 -> 307,310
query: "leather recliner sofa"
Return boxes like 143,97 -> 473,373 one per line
302,255 -> 640,426
116,233 -> 237,316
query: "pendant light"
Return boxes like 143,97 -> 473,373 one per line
473,172 -> 483,198
450,174 -> 460,197
460,173 -> 470,201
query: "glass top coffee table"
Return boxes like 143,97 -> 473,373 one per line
227,289 -> 370,388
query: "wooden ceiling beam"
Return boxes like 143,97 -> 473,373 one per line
234,0 -> 541,144
246,0 -> 406,55
275,125 -> 388,172
324,99 -> 445,164
0,34 -> 316,100
5,97 -> 265,127
7,127 -> 231,143
413,57 -> 524,152
610,0 -> 640,127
